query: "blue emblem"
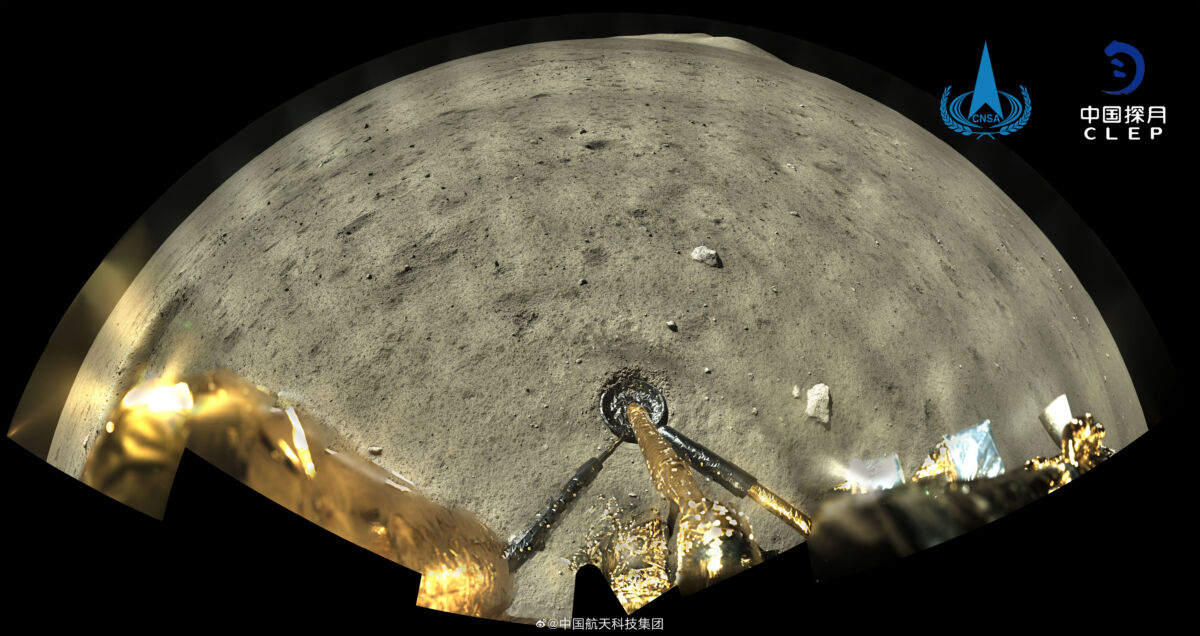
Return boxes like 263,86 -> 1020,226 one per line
941,43 -> 1031,139
1102,40 -> 1144,95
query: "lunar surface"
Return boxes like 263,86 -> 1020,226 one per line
48,34 -> 1144,618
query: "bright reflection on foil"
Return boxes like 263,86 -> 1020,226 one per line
285,406 -> 316,479
944,420 -> 1004,480
81,368 -> 515,620
911,420 -> 1005,482
120,381 -> 194,413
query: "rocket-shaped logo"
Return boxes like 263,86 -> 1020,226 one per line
941,43 -> 1031,139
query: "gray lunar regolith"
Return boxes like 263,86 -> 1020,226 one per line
47,34 -> 1145,619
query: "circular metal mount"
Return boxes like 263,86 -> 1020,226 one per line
600,376 -> 668,442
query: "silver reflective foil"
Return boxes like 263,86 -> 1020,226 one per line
944,420 -> 1004,480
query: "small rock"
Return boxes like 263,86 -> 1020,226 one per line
792,385 -> 801,399
704,367 -> 712,374
690,245 -> 722,267
628,492 -> 638,498
576,358 -> 583,364
703,395 -> 710,401
804,384 -> 830,425
789,211 -> 801,217
666,320 -> 678,331
368,446 -> 383,455
751,407 -> 758,416
579,278 -> 587,285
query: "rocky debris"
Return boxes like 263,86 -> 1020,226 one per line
691,245 -> 722,267
789,211 -> 801,217
579,278 -> 587,285
751,407 -> 759,416
666,320 -> 678,331
703,367 -> 712,374
792,385 -> 801,399
804,383 -> 830,425
368,446 -> 383,455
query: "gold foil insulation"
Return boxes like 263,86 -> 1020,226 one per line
81,368 -> 514,619
626,403 -> 762,595
573,498 -> 673,614
1023,412 -> 1113,492
910,439 -> 957,482
747,483 -> 813,536
82,381 -> 195,518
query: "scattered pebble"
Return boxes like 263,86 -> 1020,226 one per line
792,385 -> 801,399
691,245 -> 722,267
704,367 -> 712,374
751,407 -> 759,416
628,492 -> 638,498
703,395 -> 710,401
576,358 -> 583,364
804,384 -> 830,425
666,320 -> 678,331
579,278 -> 587,285
789,211 -> 801,217
368,446 -> 383,455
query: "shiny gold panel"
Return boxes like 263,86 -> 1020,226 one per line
81,368 -> 514,619
626,403 -> 762,595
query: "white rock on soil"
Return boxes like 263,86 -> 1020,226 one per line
691,245 -> 721,267
805,383 -> 830,424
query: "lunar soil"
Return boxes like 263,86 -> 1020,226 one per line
50,34 -> 1144,619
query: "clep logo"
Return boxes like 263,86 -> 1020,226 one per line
941,42 -> 1031,139
1101,40 -> 1145,95
1081,40 -> 1164,141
